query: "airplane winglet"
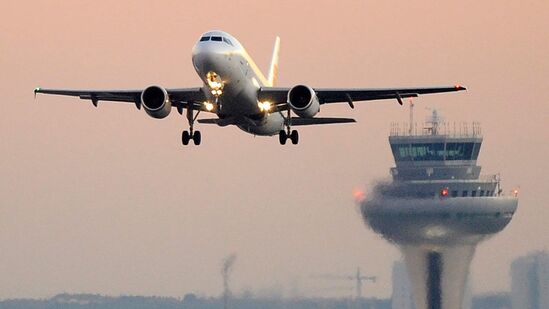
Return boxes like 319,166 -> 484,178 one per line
268,36 -> 280,87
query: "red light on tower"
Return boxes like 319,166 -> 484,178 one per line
353,188 -> 366,203
440,187 -> 449,197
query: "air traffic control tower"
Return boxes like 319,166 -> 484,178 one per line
360,110 -> 518,309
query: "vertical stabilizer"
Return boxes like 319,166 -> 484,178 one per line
268,36 -> 280,86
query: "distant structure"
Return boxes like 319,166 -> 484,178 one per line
351,267 -> 376,300
360,110 -> 519,309
313,267 -> 376,300
511,251 -> 549,309
392,261 -> 415,309
221,254 -> 237,309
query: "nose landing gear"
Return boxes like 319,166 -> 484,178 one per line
182,72 -> 225,147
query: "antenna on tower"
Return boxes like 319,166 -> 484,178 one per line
424,107 -> 444,135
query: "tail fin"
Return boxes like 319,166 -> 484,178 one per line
267,36 -> 280,87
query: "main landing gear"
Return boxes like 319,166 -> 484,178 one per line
182,129 -> 201,145
181,105 -> 202,146
279,109 -> 299,145
279,129 -> 299,145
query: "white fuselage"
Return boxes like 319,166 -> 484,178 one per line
191,31 -> 284,136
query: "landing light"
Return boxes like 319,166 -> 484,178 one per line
258,101 -> 272,112
209,81 -> 223,90
204,101 -> 214,112
513,188 -> 519,197
206,71 -> 223,91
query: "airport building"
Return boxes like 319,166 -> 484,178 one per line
511,251 -> 549,309
392,261 -> 415,309
391,260 -> 472,309
361,110 -> 518,309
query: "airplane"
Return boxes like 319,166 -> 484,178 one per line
34,30 -> 466,146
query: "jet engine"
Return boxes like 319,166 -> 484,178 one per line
287,85 -> 320,118
141,85 -> 171,119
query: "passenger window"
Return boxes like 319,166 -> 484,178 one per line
480,190 -> 485,196
471,190 -> 477,197
451,191 -> 458,197
200,36 -> 210,41
462,191 -> 468,197
211,36 -> 222,41
486,190 -> 491,196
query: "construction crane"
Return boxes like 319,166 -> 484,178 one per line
312,267 -> 376,299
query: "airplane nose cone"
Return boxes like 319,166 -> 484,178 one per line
192,44 -> 231,75
192,42 -> 228,59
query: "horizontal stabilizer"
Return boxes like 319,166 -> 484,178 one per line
291,117 -> 356,126
197,117 -> 237,126
197,118 -> 219,124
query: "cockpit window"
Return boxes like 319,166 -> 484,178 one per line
201,35 -> 234,46
223,37 -> 234,46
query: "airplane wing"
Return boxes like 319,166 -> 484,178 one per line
258,85 -> 466,108
289,117 -> 356,126
198,117 -> 356,126
34,87 -> 208,111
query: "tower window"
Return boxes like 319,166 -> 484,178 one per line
445,142 -> 475,160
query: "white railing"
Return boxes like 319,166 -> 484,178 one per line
390,122 -> 482,137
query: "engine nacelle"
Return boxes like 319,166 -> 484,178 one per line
141,85 -> 171,119
287,85 -> 320,118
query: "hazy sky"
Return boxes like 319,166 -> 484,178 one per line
1,0 -> 548,300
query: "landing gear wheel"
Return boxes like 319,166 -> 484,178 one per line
192,130 -> 202,145
279,130 -> 287,145
183,104 -> 203,147
290,130 -> 299,145
182,130 -> 191,145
